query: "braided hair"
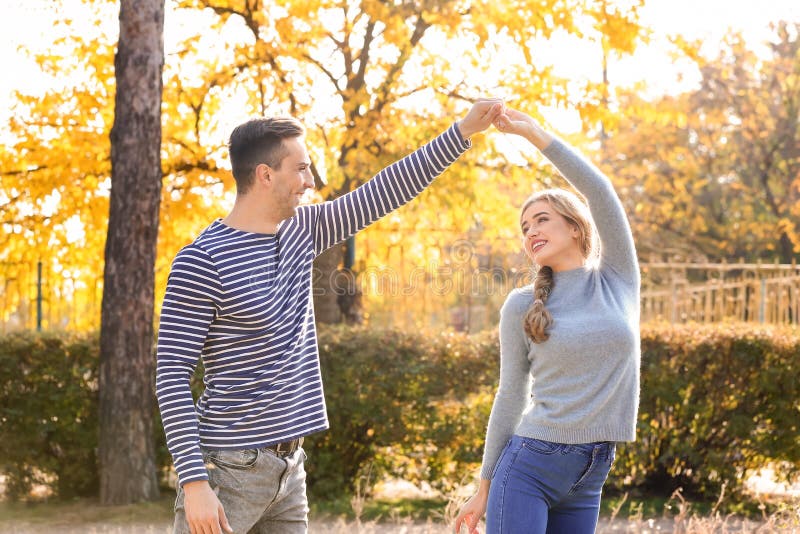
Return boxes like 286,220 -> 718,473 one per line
520,189 -> 597,343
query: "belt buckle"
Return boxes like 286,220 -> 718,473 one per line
275,437 -> 302,457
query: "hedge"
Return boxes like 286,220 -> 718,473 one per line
0,332 -> 99,499
0,324 -> 797,501
615,324 -> 800,498
306,325 -> 497,499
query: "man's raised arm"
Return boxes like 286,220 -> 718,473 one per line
308,99 -> 504,255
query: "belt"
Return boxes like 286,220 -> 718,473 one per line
264,437 -> 303,457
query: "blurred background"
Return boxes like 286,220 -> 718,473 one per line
0,0 -> 798,530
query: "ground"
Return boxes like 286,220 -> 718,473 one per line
0,473 -> 797,533
0,494 -> 794,534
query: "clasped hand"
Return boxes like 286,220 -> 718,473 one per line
459,99 -> 540,141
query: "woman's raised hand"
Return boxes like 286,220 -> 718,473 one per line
495,107 -> 553,150
494,107 -> 535,136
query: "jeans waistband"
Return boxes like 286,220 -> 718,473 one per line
262,437 -> 304,457
577,440 -> 615,461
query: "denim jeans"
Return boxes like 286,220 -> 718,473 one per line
486,435 -> 616,534
173,446 -> 309,534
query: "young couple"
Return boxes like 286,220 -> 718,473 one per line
156,99 -> 640,534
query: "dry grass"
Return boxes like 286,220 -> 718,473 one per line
1,504 -> 798,534
595,486 -> 800,534
1,480 -> 798,533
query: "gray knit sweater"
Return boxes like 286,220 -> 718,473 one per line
479,138 -> 641,480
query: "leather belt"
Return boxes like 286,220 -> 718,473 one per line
265,437 -> 303,457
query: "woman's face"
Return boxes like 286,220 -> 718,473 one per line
520,200 -> 584,272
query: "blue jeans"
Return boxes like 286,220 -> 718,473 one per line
486,435 -> 616,534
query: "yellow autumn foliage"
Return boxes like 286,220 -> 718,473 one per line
20,1 -> 797,333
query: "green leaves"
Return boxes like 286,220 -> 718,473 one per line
613,323 -> 800,500
1,323 -> 797,502
0,331 -> 100,499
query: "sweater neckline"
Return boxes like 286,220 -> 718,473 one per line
212,218 -> 279,238
551,264 -> 592,283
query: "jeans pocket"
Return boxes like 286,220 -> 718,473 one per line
174,484 -> 183,513
521,438 -> 563,455
206,448 -> 260,470
489,439 -> 514,481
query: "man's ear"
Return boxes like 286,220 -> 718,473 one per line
255,163 -> 272,187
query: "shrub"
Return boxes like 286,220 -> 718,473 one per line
309,323 -> 800,502
0,331 -> 193,499
1,323 -> 797,504
609,323 -> 800,500
305,325 -> 498,499
0,331 -> 99,499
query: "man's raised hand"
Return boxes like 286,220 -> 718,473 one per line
457,99 -> 505,140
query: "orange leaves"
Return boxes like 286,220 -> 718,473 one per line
601,23 -> 800,264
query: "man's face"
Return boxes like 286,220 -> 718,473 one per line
268,136 -> 314,220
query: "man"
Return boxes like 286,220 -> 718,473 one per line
156,99 -> 503,534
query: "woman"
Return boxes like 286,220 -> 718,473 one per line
454,108 -> 640,534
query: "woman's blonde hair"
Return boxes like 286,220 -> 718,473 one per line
521,189 -> 597,343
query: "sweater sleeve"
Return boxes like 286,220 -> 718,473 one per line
541,139 -> 639,285
155,244 -> 221,487
479,290 -> 533,480
308,123 -> 471,255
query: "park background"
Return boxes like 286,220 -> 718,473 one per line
1,0 -> 799,531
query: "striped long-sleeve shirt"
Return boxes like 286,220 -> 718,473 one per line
156,124 -> 471,486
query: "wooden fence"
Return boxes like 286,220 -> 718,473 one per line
640,260 -> 800,325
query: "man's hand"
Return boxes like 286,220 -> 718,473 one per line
183,480 -> 233,534
457,99 -> 505,139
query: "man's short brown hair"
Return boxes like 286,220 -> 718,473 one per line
228,117 -> 305,194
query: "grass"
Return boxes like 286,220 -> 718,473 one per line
0,493 -> 175,525
3,493 -> 661,525
1,489 -> 798,533
310,495 -> 449,521
311,494 -> 679,522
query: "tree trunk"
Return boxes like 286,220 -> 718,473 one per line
779,232 -> 794,264
313,242 -> 344,324
98,0 -> 164,505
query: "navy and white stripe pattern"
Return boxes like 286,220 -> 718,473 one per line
156,124 -> 470,485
